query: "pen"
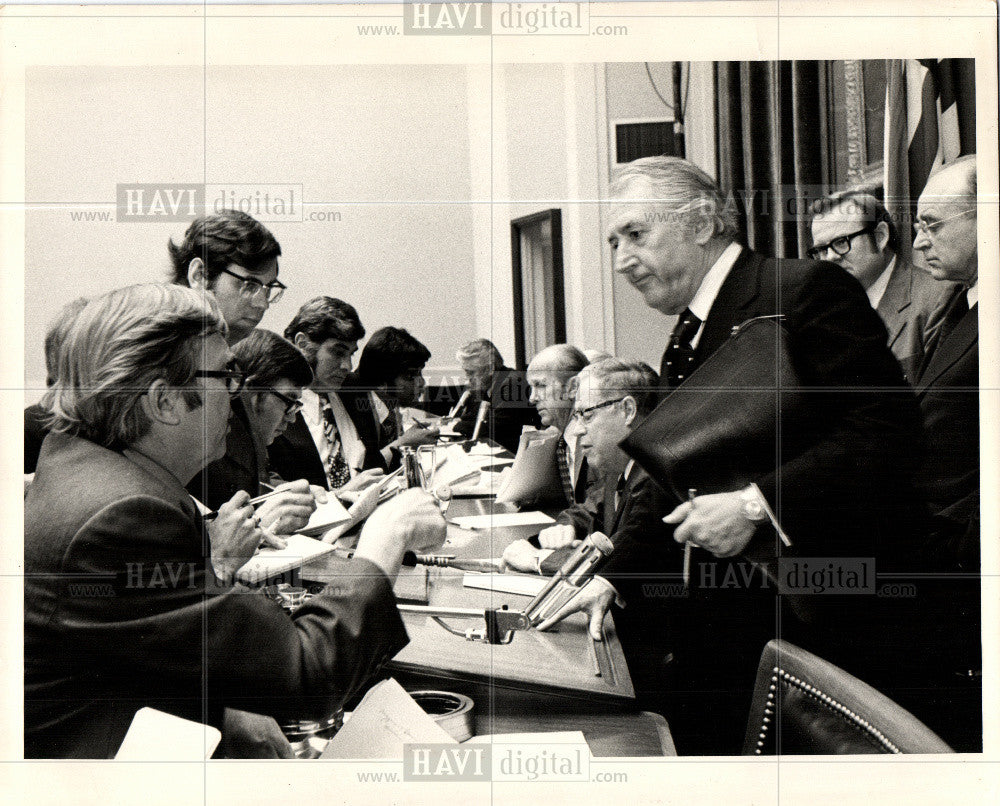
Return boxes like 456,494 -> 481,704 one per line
682,488 -> 696,589
202,488 -> 286,521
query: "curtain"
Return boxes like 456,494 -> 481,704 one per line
884,59 -> 976,263
715,61 -> 825,259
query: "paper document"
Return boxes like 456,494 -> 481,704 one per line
115,708 -> 220,760
296,496 -> 352,536
467,443 -> 506,456
494,428 -> 565,504
449,511 -> 555,530
236,533 -> 337,584
320,678 -> 455,758
462,572 -> 548,597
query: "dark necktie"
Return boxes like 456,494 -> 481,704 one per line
555,436 -> 575,505
320,395 -> 352,489
661,308 -> 702,389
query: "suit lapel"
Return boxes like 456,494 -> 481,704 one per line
876,264 -> 911,349
696,247 -> 763,362
916,305 -> 978,391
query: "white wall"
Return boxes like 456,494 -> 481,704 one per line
24,64 -> 477,399
24,60 -> 719,398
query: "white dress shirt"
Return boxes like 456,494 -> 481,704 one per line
686,241 -> 744,349
300,388 -> 365,478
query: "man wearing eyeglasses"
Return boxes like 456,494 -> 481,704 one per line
171,212 -> 316,540
809,190 -> 951,379
899,155 -> 981,750
24,284 -> 447,758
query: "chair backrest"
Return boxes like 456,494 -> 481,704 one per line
743,640 -> 953,755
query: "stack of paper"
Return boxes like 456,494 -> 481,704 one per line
236,533 -> 337,584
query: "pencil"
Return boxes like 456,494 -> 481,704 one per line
202,488 -> 285,521
682,488 -> 696,588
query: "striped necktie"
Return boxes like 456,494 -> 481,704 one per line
321,395 -> 352,489
555,436 -> 575,505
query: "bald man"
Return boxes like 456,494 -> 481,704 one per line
526,344 -> 592,504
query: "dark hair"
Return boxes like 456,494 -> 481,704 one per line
168,210 -> 281,285
283,296 -> 365,345
809,190 -> 899,255
232,329 -> 313,390
356,327 -> 431,389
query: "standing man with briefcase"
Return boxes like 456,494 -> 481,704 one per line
543,156 -> 927,755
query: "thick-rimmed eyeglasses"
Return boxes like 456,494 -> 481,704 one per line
265,387 -> 303,416
217,266 -> 287,304
194,367 -> 246,395
913,209 -> 976,239
806,226 -> 875,261
572,396 -> 626,426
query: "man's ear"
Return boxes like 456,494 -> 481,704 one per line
692,215 -> 718,246
187,257 -> 208,290
873,221 -> 891,253
292,331 -> 311,352
621,395 -> 639,427
245,391 -> 266,418
143,378 -> 185,426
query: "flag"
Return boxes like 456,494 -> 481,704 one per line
884,59 -> 976,261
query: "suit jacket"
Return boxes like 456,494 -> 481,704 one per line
681,249 -> 925,574
187,397 -> 263,509
908,290 -> 980,682
455,367 -> 540,453
268,387 -> 387,490
24,403 -> 49,474
24,432 -> 408,758
876,259 -> 955,381
646,248 -> 927,752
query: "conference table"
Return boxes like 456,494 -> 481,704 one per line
300,441 -> 676,757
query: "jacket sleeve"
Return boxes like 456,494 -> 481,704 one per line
58,495 -> 408,722
751,264 -> 924,559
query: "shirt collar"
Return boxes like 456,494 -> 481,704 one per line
866,255 -> 896,308
967,282 -> 979,308
301,388 -> 325,423
687,241 -> 743,323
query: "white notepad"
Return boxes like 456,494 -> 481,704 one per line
462,572 -> 548,597
236,533 -> 337,584
115,708 -> 221,760
295,496 -> 352,537
449,511 -> 555,530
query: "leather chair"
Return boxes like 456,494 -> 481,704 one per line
743,640 -> 953,754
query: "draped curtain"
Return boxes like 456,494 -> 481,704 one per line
715,61 -> 825,259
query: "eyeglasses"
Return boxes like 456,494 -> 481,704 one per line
194,367 -> 246,395
572,396 -> 626,426
806,226 -> 875,261
913,209 -> 976,239
217,266 -> 287,304
266,387 -> 303,416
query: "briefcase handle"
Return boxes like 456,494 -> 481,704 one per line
730,313 -> 787,339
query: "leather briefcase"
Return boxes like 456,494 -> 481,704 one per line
621,315 -> 804,502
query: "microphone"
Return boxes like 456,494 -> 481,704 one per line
522,531 -> 615,624
448,389 -> 471,419
470,400 -> 490,442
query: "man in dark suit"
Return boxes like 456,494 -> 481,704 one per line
503,359 -> 676,702
809,190 -> 953,380
268,297 -> 387,492
540,156 -> 926,754
24,284 -> 446,758
905,155 -> 980,751
525,343 -> 593,505
453,338 -> 539,452
174,212 -> 316,534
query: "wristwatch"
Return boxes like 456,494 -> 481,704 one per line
740,486 -> 769,523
